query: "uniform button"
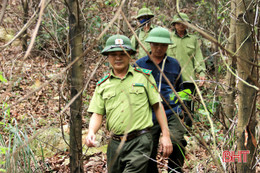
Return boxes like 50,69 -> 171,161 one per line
121,110 -> 124,112
121,101 -> 124,103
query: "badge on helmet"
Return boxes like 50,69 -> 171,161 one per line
101,35 -> 136,55
115,38 -> 124,45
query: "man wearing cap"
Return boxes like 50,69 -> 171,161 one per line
86,34 -> 172,173
136,27 -> 187,173
131,7 -> 155,59
167,12 -> 207,127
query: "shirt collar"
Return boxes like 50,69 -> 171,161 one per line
174,30 -> 190,38
110,65 -> 134,79
145,54 -> 169,63
141,24 -> 154,32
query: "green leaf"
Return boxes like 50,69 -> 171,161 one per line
0,72 -> 7,83
0,146 -> 9,154
0,169 -> 6,172
105,1 -> 110,5
198,109 -> 208,116
218,66 -> 222,73
218,136 -> 224,141
169,89 -> 192,103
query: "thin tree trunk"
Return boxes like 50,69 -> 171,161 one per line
0,0 -> 8,26
213,0 -> 218,83
236,0 -> 257,172
122,0 -> 129,36
213,0 -> 221,119
21,0 -> 28,51
68,0 -> 84,172
223,0 -> 236,127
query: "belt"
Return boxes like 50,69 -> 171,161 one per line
111,128 -> 150,142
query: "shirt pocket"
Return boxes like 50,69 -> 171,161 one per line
129,86 -> 145,94
129,86 -> 147,105
102,90 -> 116,112
186,44 -> 195,57
168,43 -> 177,57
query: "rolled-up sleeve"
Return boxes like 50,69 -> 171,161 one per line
87,87 -> 105,115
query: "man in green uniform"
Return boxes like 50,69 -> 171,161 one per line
167,12 -> 207,126
86,34 -> 172,173
131,7 -> 155,59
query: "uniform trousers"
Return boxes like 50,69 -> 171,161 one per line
107,132 -> 153,173
147,115 -> 187,173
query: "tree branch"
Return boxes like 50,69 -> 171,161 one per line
0,0 -> 8,26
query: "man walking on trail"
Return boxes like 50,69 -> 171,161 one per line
131,7 -> 155,59
136,27 -> 187,173
85,34 -> 172,173
167,12 -> 207,127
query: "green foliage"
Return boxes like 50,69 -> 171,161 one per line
105,0 -> 117,7
35,6 -> 68,60
198,100 -> 219,116
1,103 -> 11,127
193,94 -> 220,129
0,72 -> 7,83
194,0 -> 230,45
87,14 -> 102,32
0,103 -> 49,172
169,89 -> 192,103
0,146 -> 7,172
157,14 -> 168,26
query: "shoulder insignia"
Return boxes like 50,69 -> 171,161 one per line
134,67 -> 151,75
97,74 -> 110,86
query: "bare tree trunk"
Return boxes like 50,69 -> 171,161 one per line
122,0 -> 129,36
223,0 -> 236,127
213,0 -> 218,83
213,0 -> 221,119
0,0 -> 8,26
68,0 -> 84,172
236,0 -> 257,172
21,0 -> 28,51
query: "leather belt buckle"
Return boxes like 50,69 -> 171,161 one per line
119,136 -> 127,141
112,135 -> 127,141
111,128 -> 150,142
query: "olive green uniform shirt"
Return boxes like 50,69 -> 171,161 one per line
167,31 -> 206,82
88,65 -> 160,135
131,25 -> 154,59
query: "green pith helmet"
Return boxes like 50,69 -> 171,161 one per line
145,27 -> 172,44
101,35 -> 136,55
171,12 -> 190,25
136,7 -> 154,19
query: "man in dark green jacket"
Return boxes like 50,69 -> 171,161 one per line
131,7 -> 155,59
167,12 -> 207,126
